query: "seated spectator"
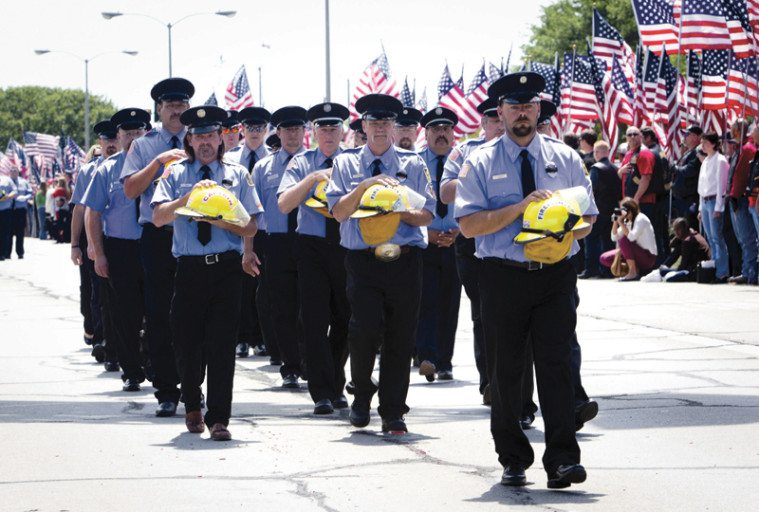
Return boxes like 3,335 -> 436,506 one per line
657,218 -> 711,282
697,132 -> 730,282
600,197 -> 658,281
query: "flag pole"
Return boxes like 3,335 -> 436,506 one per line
565,45 -> 577,133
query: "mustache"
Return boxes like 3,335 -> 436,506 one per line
435,136 -> 448,144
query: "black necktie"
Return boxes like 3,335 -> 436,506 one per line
435,155 -> 448,218
520,149 -> 536,198
371,159 -> 382,176
197,165 -> 212,245
285,155 -> 298,233
247,150 -> 258,173
170,135 -> 179,149
323,157 -> 340,244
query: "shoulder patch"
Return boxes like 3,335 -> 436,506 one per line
144,130 -> 159,138
448,148 -> 461,162
423,166 -> 432,185
460,162 -> 471,179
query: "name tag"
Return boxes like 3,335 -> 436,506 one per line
491,173 -> 508,180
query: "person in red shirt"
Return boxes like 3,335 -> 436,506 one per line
726,120 -> 758,284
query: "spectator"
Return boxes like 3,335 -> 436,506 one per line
726,120 -> 758,285
579,129 -> 598,169
580,140 -> 620,278
672,125 -> 703,229
51,178 -> 70,243
749,124 -> 759,239
35,181 -> 48,240
697,132 -> 730,283
563,133 -> 580,151
600,197 -> 657,281
656,218 -> 711,282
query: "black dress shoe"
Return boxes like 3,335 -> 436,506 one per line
269,358 -> 283,366
253,344 -> 269,356
314,399 -> 334,415
575,400 -> 599,431
437,369 -> 453,380
236,342 -> 250,358
547,464 -> 587,489
83,333 -> 94,346
520,414 -> 535,430
156,401 -> 177,417
122,379 -> 141,392
381,417 -> 407,434
349,402 -> 371,428
332,394 -> 349,409
500,465 -> 527,486
482,384 -> 492,406
91,343 -> 106,363
104,361 -> 120,372
282,374 -> 300,389
577,271 -> 599,280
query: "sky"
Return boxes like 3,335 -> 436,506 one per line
4,0 -> 555,114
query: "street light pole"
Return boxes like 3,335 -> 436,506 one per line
258,66 -> 263,106
325,0 -> 331,102
168,23 -> 173,77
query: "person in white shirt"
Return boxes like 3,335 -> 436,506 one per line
600,197 -> 658,281
697,132 -> 730,281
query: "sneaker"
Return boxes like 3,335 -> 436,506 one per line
381,417 -> 407,434
728,275 -> 748,285
236,342 -> 250,358
437,369 -> 453,381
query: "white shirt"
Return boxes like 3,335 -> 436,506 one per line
698,152 -> 729,213
611,211 -> 657,255
45,188 -> 55,215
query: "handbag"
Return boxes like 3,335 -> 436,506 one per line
610,250 -> 629,277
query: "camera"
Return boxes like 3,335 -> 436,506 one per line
612,207 -> 626,222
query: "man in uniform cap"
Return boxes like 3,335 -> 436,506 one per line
252,106 -> 308,388
226,106 -> 276,361
415,106 -> 462,383
70,120 -> 120,367
349,118 -> 368,147
456,72 -> 597,488
394,107 -> 423,151
152,105 -> 262,441
221,110 -> 242,153
121,77 -> 194,416
326,93 -> 436,433
82,108 -> 150,392
278,102 -> 351,414
266,133 -> 282,152
536,100 -> 557,136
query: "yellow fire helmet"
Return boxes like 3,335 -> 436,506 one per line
175,184 -> 251,226
350,184 -> 426,245
304,180 -> 333,218
513,186 -> 591,264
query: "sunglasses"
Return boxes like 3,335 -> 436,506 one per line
222,126 -> 242,135
243,124 -> 267,133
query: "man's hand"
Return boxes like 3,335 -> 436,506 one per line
94,254 -> 109,278
156,149 -> 187,165
87,245 -> 96,261
713,211 -> 722,219
519,189 -> 552,213
242,251 -> 261,277
361,175 -> 398,190
617,163 -> 631,177
192,179 -> 217,192
309,170 -> 332,185
70,246 -> 83,266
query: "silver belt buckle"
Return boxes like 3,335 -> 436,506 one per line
374,243 -> 401,262
204,253 -> 220,265
527,261 -> 543,271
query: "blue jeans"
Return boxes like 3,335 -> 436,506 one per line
701,199 -> 729,279
752,207 -> 759,244
729,197 -> 758,283
37,207 -> 47,240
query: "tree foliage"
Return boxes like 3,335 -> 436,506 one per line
0,86 -> 117,151
522,0 -> 639,65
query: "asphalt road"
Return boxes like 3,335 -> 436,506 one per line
1,239 -> 758,511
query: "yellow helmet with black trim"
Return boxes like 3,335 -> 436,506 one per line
304,180 -> 333,218
175,184 -> 251,226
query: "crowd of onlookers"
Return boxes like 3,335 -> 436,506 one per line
563,121 -> 759,285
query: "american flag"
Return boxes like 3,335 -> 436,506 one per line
723,0 -> 758,58
587,43 -> 619,156
610,56 -> 635,125
561,52 -> 599,125
640,49 -> 662,122
566,118 -> 595,135
488,62 -> 503,83
631,0 -> 680,54
401,78 -> 415,107
728,55 -> 759,115
5,138 -> 28,176
349,52 -> 400,120
23,131 -> 60,163
656,54 -> 685,158
680,0 -> 732,52
702,108 -> 737,135
592,8 -> 636,86
63,137 -> 85,177
531,58 -> 563,137
466,64 -> 491,112
701,49 -> 730,110
685,51 -> 703,124
438,65 -> 479,137
0,153 -> 13,176
416,87 -> 428,113
224,65 -> 255,111
205,92 -> 219,106
750,0 -> 759,34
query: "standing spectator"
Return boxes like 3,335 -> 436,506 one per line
52,178 -> 70,243
579,130 -> 597,170
8,167 -> 33,258
563,133 -> 580,151
640,127 -> 669,260
697,132 -> 730,283
671,125 -> 702,229
726,120 -> 758,284
0,173 -> 17,260
600,197 -> 657,281
35,181 -> 48,240
580,141 -> 620,278
656,218 -> 710,282
749,124 -> 759,239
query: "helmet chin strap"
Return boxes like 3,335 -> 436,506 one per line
519,213 -> 582,242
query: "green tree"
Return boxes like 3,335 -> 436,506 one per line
0,86 -> 117,151
522,0 -> 638,65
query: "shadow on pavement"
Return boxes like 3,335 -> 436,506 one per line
470,483 -> 604,506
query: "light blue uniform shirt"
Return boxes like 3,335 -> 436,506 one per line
225,143 -> 270,228
418,147 -> 458,232
151,158 -> 262,258
0,176 -> 14,211
82,152 -> 142,240
10,176 -> 32,209
325,144 -> 436,250
455,133 -> 598,261
278,147 -> 341,238
440,138 -> 489,188
121,127 -> 187,225
252,147 -> 304,234
71,158 -> 103,206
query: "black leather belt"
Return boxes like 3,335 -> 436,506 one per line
484,257 -> 559,271
177,250 -> 240,265
702,195 -> 717,201
142,222 -> 173,233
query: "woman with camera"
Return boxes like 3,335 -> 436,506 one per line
696,132 -> 730,283
599,197 -> 657,281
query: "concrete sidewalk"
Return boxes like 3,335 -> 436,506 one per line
0,239 -> 757,511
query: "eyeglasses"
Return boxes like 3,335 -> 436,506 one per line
222,125 -> 241,135
243,123 -> 267,133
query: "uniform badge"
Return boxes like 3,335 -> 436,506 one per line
545,162 -> 558,176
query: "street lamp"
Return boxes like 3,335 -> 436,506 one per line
102,10 -> 236,77
324,0 -> 331,102
34,49 -> 139,148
